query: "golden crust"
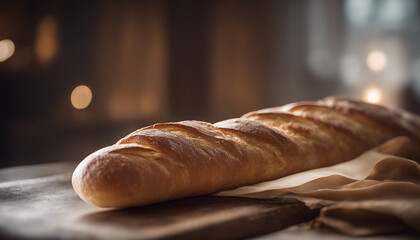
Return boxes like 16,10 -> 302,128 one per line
72,97 -> 420,208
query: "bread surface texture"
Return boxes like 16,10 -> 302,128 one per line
72,97 -> 420,208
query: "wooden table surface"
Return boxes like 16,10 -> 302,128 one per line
0,161 -> 318,240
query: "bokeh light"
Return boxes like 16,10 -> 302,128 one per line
0,39 -> 15,62
366,51 -> 387,72
71,85 -> 92,109
363,86 -> 382,104
35,15 -> 59,65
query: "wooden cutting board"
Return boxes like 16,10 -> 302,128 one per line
0,162 -> 318,239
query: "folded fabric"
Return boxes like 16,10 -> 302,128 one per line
217,137 -> 420,236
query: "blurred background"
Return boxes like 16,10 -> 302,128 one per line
1,0 -> 420,168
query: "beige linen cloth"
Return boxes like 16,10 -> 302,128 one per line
217,137 -> 420,236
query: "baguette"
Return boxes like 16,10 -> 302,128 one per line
72,97 -> 420,208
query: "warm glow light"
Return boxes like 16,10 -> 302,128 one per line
35,15 -> 59,65
0,39 -> 15,62
71,85 -> 92,109
138,91 -> 159,117
366,51 -> 387,71
363,87 -> 382,104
